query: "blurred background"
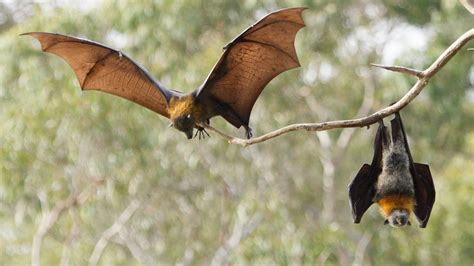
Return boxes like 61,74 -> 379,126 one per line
1,0 -> 473,265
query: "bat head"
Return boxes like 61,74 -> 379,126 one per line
384,209 -> 411,227
168,95 -> 197,139
171,114 -> 195,139
378,194 -> 414,228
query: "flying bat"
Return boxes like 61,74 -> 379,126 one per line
22,7 -> 306,139
348,112 -> 435,228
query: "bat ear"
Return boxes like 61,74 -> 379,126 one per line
384,219 -> 389,225
168,123 -> 173,128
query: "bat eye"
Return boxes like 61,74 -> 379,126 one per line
186,114 -> 191,120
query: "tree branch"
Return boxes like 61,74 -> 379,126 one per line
210,203 -> 262,266
117,227 -> 157,266
88,199 -> 141,266
60,207 -> 81,266
370,63 -> 423,78
32,188 -> 93,266
352,232 -> 372,266
202,28 -> 474,147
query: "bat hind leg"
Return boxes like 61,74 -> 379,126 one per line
244,125 -> 253,139
195,120 -> 211,140
219,107 -> 253,139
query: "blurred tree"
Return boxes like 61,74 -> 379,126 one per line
0,0 -> 472,265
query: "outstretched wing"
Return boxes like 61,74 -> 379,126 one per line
196,7 -> 306,127
23,32 -> 180,118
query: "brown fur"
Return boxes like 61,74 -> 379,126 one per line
168,94 -> 202,121
377,194 -> 414,218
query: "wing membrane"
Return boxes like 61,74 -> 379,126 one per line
23,32 -> 179,118
197,7 -> 306,126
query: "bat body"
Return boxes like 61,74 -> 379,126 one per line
348,113 -> 435,228
23,7 -> 306,139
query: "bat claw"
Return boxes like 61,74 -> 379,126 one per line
245,126 -> 253,139
195,126 -> 210,140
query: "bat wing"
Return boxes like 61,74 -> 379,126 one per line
348,164 -> 378,223
348,122 -> 385,223
412,163 -> 436,228
195,7 -> 306,128
23,32 -> 181,118
391,112 -> 436,228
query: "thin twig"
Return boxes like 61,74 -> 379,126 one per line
210,203 -> 262,266
60,207 -> 81,266
88,199 -> 141,266
460,0 -> 474,15
353,232 -> 372,266
32,188 -> 93,266
118,227 -> 156,266
203,28 -> 474,147
370,63 -> 424,78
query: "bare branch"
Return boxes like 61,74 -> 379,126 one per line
314,131 -> 336,223
460,0 -> 474,14
32,188 -> 93,266
88,199 -> 141,266
211,203 -> 262,266
318,250 -> 331,265
60,207 -> 81,266
335,66 -> 376,153
370,63 -> 424,78
203,28 -> 474,147
117,227 -> 156,266
353,232 -> 372,266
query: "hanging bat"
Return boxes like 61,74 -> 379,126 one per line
22,7 -> 306,139
348,112 -> 435,228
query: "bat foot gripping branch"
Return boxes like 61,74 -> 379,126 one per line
244,126 -> 253,139
195,126 -> 210,140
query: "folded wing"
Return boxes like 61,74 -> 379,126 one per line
348,122 -> 385,223
413,163 -> 436,228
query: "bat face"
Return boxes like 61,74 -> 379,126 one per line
171,114 -> 195,139
167,94 -> 199,139
384,209 -> 411,227
378,194 -> 414,227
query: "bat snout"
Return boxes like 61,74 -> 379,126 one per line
387,210 -> 410,228
171,116 -> 195,139
397,215 -> 408,225
185,130 -> 193,139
